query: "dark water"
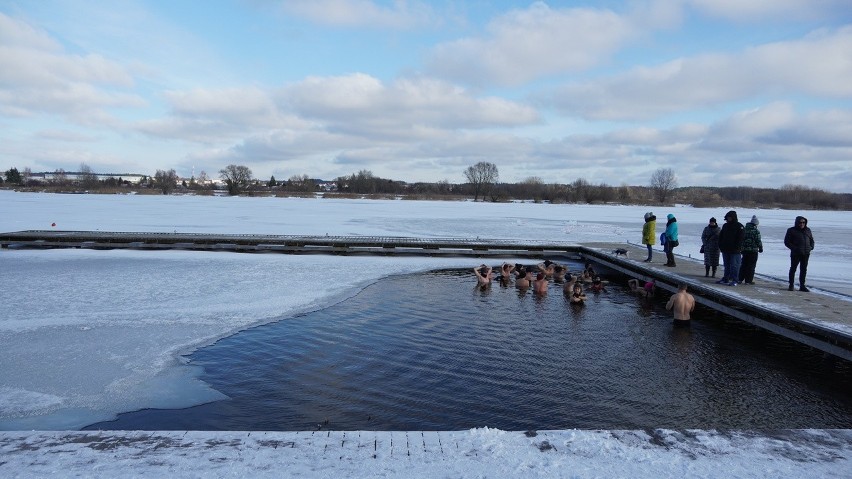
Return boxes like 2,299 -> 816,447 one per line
88,269 -> 852,431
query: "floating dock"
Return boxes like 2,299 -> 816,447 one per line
3,230 -> 851,362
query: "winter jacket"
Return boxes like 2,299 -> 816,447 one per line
718,210 -> 745,254
742,223 -> 763,253
784,216 -> 815,256
701,225 -> 721,266
664,214 -> 678,242
642,215 -> 657,245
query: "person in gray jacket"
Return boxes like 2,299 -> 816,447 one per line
784,216 -> 815,292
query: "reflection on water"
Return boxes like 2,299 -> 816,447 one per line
88,269 -> 852,431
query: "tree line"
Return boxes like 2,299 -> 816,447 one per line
3,163 -> 850,210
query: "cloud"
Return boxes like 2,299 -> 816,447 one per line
426,2 -> 639,86
0,13 -> 141,121
285,73 -> 539,136
278,0 -> 436,29
539,26 -> 852,120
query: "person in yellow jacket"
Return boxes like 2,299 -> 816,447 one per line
642,212 -> 657,262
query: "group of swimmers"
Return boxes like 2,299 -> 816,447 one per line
474,260 -> 609,304
475,260 -> 696,323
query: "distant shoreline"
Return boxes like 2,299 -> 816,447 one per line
2,187 -> 849,211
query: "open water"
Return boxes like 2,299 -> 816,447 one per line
88,268 -> 852,431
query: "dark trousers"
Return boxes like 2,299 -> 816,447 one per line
664,241 -> 676,265
721,252 -> 741,282
789,253 -> 810,286
739,252 -> 759,283
645,244 -> 653,261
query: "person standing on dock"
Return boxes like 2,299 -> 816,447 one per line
642,212 -> 657,262
784,216 -> 815,292
701,217 -> 721,277
663,214 -> 679,267
739,215 -> 763,285
717,210 -> 744,286
666,284 -> 695,326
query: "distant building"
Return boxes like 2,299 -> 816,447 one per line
28,172 -> 147,184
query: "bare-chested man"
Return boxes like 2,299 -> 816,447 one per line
515,266 -> 531,289
552,265 -> 567,282
666,283 -> 695,325
499,263 -> 515,281
474,264 -> 492,286
563,273 -> 577,294
569,283 -> 586,304
533,272 -> 549,295
537,260 -> 556,278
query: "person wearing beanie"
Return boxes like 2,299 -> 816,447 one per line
784,215 -> 815,292
641,212 -> 657,262
739,215 -> 764,284
663,213 -> 679,267
716,210 -> 745,286
701,217 -> 721,277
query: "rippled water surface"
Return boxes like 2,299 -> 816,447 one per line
90,269 -> 852,431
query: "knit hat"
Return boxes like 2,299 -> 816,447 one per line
644,212 -> 652,220
750,215 -> 759,225
709,217 -> 717,224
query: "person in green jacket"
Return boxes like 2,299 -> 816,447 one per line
738,215 -> 763,284
641,212 -> 656,262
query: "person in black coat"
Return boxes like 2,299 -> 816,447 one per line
784,216 -> 815,292
716,210 -> 745,286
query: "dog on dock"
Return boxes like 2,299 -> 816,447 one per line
613,248 -> 629,257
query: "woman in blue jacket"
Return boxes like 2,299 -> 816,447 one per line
664,214 -> 679,267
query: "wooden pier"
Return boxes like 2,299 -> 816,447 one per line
3,230 -> 851,362
0,230 -> 583,258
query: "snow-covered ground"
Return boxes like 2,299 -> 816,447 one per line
2,190 -> 851,478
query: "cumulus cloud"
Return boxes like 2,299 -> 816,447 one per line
540,26 -> 852,120
284,73 -> 539,135
278,0 -> 436,29
0,13 -> 140,120
426,2 -> 639,86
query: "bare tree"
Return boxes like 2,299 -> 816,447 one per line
464,161 -> 499,201
649,168 -> 677,203
288,174 -> 315,192
21,167 -> 32,185
154,169 -> 179,194
219,164 -> 253,196
53,168 -> 68,186
79,163 -> 99,189
521,176 -> 545,202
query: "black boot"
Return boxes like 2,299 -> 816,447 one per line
705,266 -> 710,277
711,267 -> 717,278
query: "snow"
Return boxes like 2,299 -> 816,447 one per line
1,190 -> 851,478
2,429 -> 851,478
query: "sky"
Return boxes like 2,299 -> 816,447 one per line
1,0 -> 852,192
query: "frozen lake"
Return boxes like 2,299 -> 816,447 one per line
2,190 -> 851,430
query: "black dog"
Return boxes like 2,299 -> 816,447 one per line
613,248 -> 629,257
